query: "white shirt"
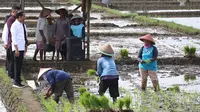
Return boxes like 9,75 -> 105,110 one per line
2,23 -> 8,45
35,17 -> 48,41
11,20 -> 27,51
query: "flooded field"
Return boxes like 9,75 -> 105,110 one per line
156,17 -> 200,29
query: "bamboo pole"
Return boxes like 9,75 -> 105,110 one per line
20,0 -> 25,11
86,0 -> 91,60
36,0 -> 45,9
69,4 -> 82,15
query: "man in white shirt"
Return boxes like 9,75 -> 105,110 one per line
11,11 -> 28,88
2,6 -> 20,81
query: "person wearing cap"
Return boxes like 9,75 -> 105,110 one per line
138,34 -> 159,91
97,44 -> 119,102
55,8 -> 70,61
33,8 -> 52,61
70,14 -> 85,39
37,68 -> 74,103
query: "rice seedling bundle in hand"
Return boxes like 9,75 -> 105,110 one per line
87,69 -> 97,76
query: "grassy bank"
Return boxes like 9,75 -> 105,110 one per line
70,0 -> 200,35
0,68 -> 27,112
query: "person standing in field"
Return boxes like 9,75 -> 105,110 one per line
54,8 -> 70,61
138,34 -> 160,91
11,11 -> 28,88
70,14 -> 85,39
33,8 -> 53,61
2,6 -> 20,81
45,15 -> 56,60
97,44 -> 119,102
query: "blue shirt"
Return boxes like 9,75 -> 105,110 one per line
97,57 -> 119,78
139,46 -> 158,71
44,70 -> 72,87
71,24 -> 84,38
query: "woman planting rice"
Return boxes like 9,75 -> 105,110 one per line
138,34 -> 160,91
97,44 -> 119,102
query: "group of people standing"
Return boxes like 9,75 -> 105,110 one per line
2,6 -> 28,88
33,8 -> 85,61
1,6 -> 85,88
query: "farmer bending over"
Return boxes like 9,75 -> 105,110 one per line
138,34 -> 160,91
97,44 -> 119,102
37,68 -> 74,103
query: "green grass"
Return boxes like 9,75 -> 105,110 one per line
70,0 -> 200,35
0,68 -> 28,112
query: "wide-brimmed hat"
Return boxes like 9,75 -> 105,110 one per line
71,14 -> 82,21
37,68 -> 52,81
139,34 -> 155,45
98,44 -> 114,56
42,8 -> 53,17
55,8 -> 68,15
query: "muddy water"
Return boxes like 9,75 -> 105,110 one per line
1,35 -> 198,60
0,99 -> 6,112
85,65 -> 200,95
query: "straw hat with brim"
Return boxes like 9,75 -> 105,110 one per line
139,34 -> 155,45
98,44 -> 114,56
42,8 -> 53,17
37,68 -> 52,81
71,14 -> 82,21
55,8 -> 68,15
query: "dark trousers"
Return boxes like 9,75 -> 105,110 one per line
6,47 -> 14,78
98,78 -> 119,98
13,51 -> 24,84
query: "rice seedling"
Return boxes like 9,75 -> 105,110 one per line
190,75 -> 196,80
78,87 -> 87,96
61,98 -> 72,112
184,74 -> 190,82
123,96 -> 132,109
89,94 -> 101,110
190,46 -> 196,55
87,69 -> 97,76
79,92 -> 91,109
120,48 -> 129,59
184,45 -> 196,57
167,85 -> 180,92
117,98 -> 124,110
99,95 -> 110,109
184,74 -> 196,81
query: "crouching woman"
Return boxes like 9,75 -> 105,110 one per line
138,34 -> 160,91
37,68 -> 74,103
97,44 -> 119,102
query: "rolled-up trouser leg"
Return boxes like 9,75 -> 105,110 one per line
139,69 -> 148,91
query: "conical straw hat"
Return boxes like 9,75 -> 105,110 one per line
98,44 -> 114,56
37,68 -> 52,81
42,8 -> 53,17
139,34 -> 155,45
